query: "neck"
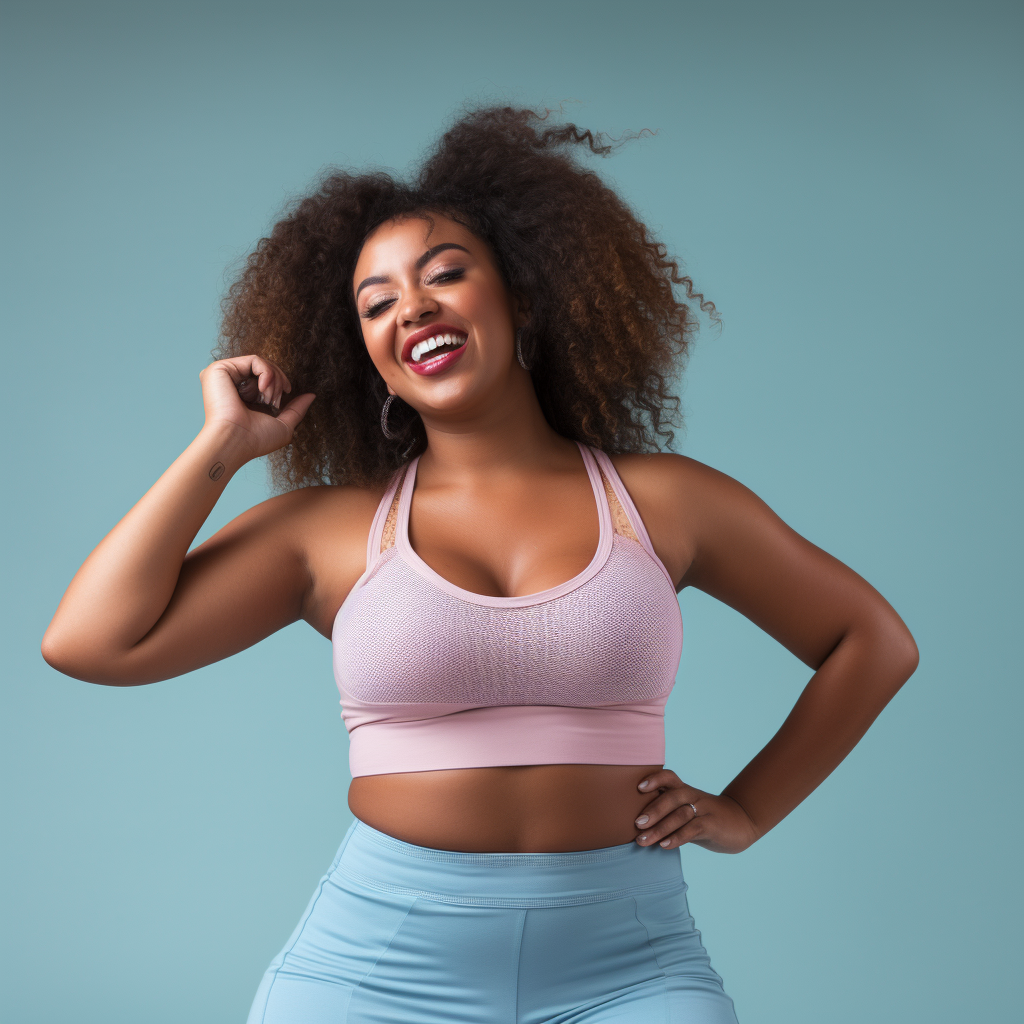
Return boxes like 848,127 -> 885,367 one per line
414,373 -> 579,482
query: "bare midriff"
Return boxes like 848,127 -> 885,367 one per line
347,763 -> 665,853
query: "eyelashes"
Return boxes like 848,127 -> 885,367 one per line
360,267 -> 466,320
363,297 -> 395,320
430,268 -> 465,285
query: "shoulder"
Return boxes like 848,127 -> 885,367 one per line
263,477 -> 392,525
243,468 -> 395,524
210,475 -> 399,639
604,450 -> 750,513
203,475 -> 394,553
602,450 -> 770,589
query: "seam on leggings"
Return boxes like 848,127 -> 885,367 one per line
511,910 -> 527,1024
257,874 -> 332,1024
631,896 -> 670,977
632,893 -> 738,1015
348,898 -> 418,1015
343,871 -> 684,907
257,827 -> 359,1023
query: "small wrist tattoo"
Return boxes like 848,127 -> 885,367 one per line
209,462 -> 225,481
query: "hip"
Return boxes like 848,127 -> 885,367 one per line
248,816 -> 739,1023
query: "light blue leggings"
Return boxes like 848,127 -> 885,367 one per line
247,817 -> 739,1023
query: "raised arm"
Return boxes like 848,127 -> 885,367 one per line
629,455 -> 919,853
40,356 -> 316,685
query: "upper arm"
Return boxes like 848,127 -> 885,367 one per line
620,453 -> 918,672
92,489 -> 321,684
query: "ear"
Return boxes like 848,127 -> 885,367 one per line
512,291 -> 531,332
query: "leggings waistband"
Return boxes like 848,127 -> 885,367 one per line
331,818 -> 686,908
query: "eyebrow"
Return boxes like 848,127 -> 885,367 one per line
355,243 -> 471,299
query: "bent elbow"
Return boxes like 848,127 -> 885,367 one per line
40,629 -> 74,676
875,615 -> 920,690
40,629 -> 138,686
896,628 -> 920,680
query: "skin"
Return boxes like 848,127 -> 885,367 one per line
41,213 -> 919,855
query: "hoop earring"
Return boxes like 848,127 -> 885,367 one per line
516,328 -> 529,371
380,394 -> 400,440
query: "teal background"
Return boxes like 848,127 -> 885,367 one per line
2,1 -> 1020,1020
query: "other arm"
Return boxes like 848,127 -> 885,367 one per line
630,455 -> 919,852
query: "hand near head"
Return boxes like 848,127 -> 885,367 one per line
200,355 -> 315,461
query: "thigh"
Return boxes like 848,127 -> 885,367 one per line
246,872 -> 417,1024
248,874 -> 522,1024
517,887 -> 739,1024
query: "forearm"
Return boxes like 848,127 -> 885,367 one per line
42,423 -> 252,671
720,618 -> 919,839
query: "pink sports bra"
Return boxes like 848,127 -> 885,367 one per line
332,442 -> 683,777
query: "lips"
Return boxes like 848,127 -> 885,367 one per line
406,342 -> 467,376
401,323 -> 466,362
401,323 -> 468,376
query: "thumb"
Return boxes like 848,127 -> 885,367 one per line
276,393 -> 316,433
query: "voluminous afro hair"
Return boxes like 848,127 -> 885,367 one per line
218,105 -> 717,490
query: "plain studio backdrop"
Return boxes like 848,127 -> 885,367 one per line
2,1 -> 1020,1021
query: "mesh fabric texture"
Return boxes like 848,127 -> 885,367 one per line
332,443 -> 683,777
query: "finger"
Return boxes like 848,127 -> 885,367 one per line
654,816 -> 705,850
235,374 -> 274,412
635,803 -> 698,846
226,361 -> 271,403
236,375 -> 261,404
276,393 -> 316,432
258,367 -> 275,404
219,354 -> 273,385
634,790 -> 701,830
636,768 -> 683,793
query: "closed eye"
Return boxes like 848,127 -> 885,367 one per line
362,296 -> 396,320
427,267 -> 465,285
361,268 -> 466,320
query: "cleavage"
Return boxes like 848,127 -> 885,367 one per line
407,481 -> 600,599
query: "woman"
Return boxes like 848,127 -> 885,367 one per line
42,107 -> 918,1022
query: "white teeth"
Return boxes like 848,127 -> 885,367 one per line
410,334 -> 466,363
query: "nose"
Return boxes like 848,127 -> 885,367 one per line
398,287 -> 440,326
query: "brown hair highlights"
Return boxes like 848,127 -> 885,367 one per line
218,105 -> 717,489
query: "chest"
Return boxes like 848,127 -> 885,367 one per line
406,474 -> 603,601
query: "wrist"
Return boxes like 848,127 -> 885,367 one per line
719,789 -> 765,843
193,420 -> 257,476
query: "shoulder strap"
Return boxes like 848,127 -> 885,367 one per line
370,450 -> 642,564
588,447 -> 652,548
364,465 -> 407,570
379,474 -> 405,554
587,447 -> 640,543
590,447 -> 678,591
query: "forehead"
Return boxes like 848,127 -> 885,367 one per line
354,214 -> 481,276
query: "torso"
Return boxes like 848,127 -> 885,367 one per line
296,442 -> 696,853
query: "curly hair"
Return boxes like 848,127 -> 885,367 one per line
218,105 -> 717,490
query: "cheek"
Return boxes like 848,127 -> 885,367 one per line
459,278 -> 512,328
362,327 -> 393,369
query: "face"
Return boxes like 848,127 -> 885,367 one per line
353,213 -> 525,415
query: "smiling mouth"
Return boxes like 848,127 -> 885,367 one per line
407,332 -> 467,364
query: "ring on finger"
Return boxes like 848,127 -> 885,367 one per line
688,802 -> 698,816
